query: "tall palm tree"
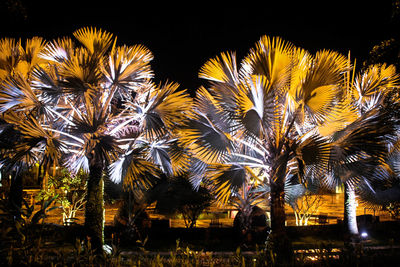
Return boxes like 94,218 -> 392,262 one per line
179,36 -> 349,261
4,27 -> 192,253
318,61 -> 399,240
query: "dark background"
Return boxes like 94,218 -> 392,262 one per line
0,1 -> 398,94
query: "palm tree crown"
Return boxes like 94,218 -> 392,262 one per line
0,27 -> 193,252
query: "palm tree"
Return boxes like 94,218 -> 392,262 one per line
318,61 -> 399,241
0,37 -> 62,217
3,27 -> 192,253
179,36 -> 349,261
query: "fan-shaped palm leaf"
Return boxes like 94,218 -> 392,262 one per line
293,134 -> 331,184
142,82 -> 192,137
58,47 -> 103,100
206,164 -> 256,204
0,74 -> 42,113
240,36 -> 293,91
0,112 -> 63,170
31,65 -> 64,103
102,44 -> 153,93
73,27 -> 114,57
297,50 -> 348,123
0,38 -> 22,78
109,147 -> 160,191
39,37 -> 75,63
354,63 -> 399,103
326,109 -> 395,188
20,37 -> 47,76
199,51 -> 239,88
235,75 -> 277,139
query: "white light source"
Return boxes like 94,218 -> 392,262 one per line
361,232 -> 368,238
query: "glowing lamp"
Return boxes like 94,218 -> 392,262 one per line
361,232 -> 368,238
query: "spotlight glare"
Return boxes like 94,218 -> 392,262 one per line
361,232 -> 368,238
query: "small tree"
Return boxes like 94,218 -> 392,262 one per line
152,175 -> 213,228
290,193 -> 324,226
36,168 -> 87,225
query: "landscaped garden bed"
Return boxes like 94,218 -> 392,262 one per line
3,220 -> 400,266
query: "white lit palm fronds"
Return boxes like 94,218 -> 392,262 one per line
0,38 -> 63,173
324,108 -> 396,189
44,93 -> 125,174
134,82 -> 193,140
108,82 -> 193,188
188,36 -> 347,162
109,136 -> 190,189
205,164 -> 254,204
181,86 -> 331,203
38,28 -> 154,103
35,28 -> 193,186
102,44 -> 154,93
353,63 -> 400,110
0,74 -> 43,113
182,35 -> 355,205
0,112 -> 64,172
178,87 -> 237,165
34,28 -> 109,104
39,37 -> 75,63
109,145 -> 159,191
318,59 -> 400,190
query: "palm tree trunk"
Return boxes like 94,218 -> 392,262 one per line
343,183 -> 359,242
270,179 -> 286,235
269,176 -> 293,263
84,162 -> 104,253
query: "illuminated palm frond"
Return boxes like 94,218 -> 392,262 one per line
187,157 -> 209,189
356,144 -> 400,208
181,113 -> 235,164
0,38 -> 22,78
20,37 -> 47,75
199,51 -> 239,88
73,27 -> 114,57
39,37 -> 75,63
57,47 -> 103,100
0,113 -> 63,171
140,82 -> 192,139
353,63 -> 400,106
0,74 -> 42,113
102,44 -> 154,93
184,35 -> 357,211
317,98 -> 359,136
231,182 -> 267,213
166,138 -> 191,175
235,75 -> 278,139
109,146 -> 160,190
240,36 -> 293,91
293,134 -> 331,184
206,164 -> 251,204
31,65 -> 64,103
296,50 -> 348,124
326,109 -> 395,187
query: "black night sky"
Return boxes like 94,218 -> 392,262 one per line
0,1 -> 398,93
